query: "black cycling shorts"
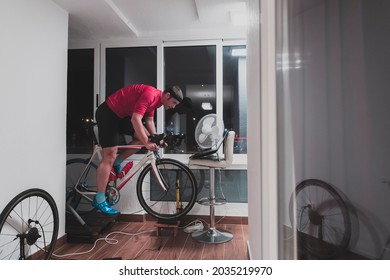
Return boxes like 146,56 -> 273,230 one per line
95,102 -> 135,148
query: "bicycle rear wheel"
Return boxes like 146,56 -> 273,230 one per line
136,158 -> 197,221
0,188 -> 59,260
289,179 -> 351,258
66,158 -> 98,214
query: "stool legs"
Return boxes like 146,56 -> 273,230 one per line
192,167 -> 233,243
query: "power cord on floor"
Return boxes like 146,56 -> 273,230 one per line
131,245 -> 162,260
182,218 -> 206,233
52,229 -> 154,259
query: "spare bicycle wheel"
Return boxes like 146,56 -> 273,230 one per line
0,188 -> 59,260
289,179 -> 351,259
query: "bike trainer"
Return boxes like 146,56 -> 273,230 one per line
66,209 -> 119,243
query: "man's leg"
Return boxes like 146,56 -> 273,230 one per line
114,127 -> 149,167
116,137 -> 142,161
97,147 -> 117,192
93,146 -> 119,215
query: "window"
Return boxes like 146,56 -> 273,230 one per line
164,45 -> 216,154
223,45 -> 247,154
66,49 -> 94,154
163,43 -> 247,204
105,47 -> 157,97
163,44 -> 247,155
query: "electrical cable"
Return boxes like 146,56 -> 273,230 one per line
182,218 -> 206,233
52,229 -> 154,259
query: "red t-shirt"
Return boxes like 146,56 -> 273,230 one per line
106,84 -> 163,118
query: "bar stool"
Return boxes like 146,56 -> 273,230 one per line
188,130 -> 235,243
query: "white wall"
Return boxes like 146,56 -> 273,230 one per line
0,0 -> 68,238
246,0 -> 263,260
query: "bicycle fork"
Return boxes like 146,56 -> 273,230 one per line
150,157 -> 168,192
150,157 -> 183,214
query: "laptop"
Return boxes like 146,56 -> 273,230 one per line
189,129 -> 229,160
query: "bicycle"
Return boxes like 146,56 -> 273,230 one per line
0,188 -> 59,260
66,119 -> 198,228
289,179 -> 352,259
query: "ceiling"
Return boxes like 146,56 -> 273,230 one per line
52,0 -> 248,42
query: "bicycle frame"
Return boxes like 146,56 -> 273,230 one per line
73,143 -> 168,199
114,144 -> 168,192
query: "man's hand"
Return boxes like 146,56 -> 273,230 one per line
160,141 -> 168,148
145,142 -> 158,151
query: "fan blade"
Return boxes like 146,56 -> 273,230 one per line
201,124 -> 212,134
198,133 -> 208,143
211,125 -> 220,136
203,116 -> 215,126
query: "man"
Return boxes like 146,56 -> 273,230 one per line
94,84 -> 183,215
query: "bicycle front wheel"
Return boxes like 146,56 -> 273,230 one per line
0,188 -> 59,260
136,158 -> 197,221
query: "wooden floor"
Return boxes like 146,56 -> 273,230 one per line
53,218 -> 249,260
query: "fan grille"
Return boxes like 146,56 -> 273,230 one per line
194,114 -> 224,149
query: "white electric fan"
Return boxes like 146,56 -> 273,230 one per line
194,114 -> 225,150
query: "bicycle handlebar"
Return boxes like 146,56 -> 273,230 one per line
149,133 -> 166,147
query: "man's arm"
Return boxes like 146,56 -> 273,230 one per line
144,116 -> 156,135
131,113 -> 157,150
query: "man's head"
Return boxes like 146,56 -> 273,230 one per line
162,85 -> 183,110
